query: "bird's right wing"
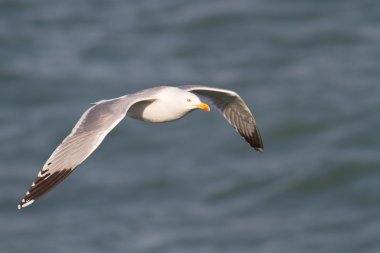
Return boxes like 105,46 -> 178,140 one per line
18,95 -> 156,209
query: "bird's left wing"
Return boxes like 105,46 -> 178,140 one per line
179,85 -> 263,152
18,95 -> 156,209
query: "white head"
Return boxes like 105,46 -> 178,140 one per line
159,87 -> 210,111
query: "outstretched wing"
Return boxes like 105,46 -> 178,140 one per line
180,85 -> 264,152
18,95 -> 156,209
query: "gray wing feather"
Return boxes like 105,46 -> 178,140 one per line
18,95 -> 156,209
180,85 -> 264,152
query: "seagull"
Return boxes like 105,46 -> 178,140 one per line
18,85 -> 263,209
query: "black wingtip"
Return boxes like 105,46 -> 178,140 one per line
18,168 -> 74,210
248,125 -> 264,152
253,134 -> 264,152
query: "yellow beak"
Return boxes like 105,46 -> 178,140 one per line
197,102 -> 210,111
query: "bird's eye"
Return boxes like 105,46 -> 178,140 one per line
186,99 -> 192,102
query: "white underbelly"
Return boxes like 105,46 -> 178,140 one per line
127,100 -> 190,123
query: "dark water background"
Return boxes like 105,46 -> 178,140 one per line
1,0 -> 380,252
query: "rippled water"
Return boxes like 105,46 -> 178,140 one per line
1,0 -> 380,252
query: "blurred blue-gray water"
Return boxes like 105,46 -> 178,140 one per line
1,0 -> 380,252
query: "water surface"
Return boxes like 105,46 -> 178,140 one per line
1,0 -> 380,252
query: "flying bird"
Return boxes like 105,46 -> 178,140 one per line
18,85 -> 263,209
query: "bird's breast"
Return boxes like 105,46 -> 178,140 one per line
127,100 -> 191,123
